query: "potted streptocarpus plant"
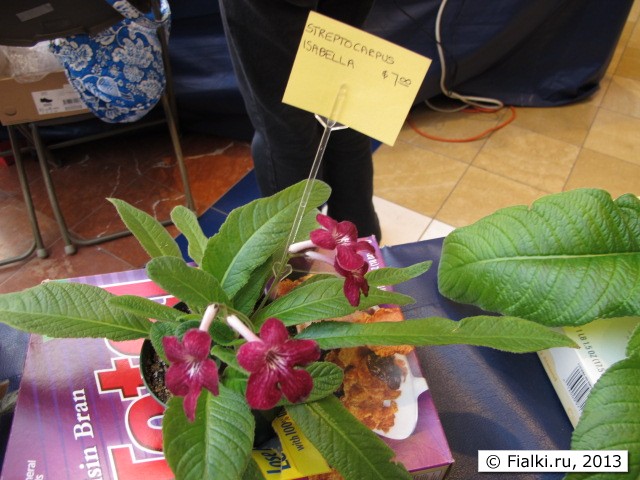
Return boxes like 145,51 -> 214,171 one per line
0,179 -> 576,480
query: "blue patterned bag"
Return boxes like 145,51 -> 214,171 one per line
49,0 -> 170,123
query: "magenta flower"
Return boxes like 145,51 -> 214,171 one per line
310,214 -> 374,270
334,261 -> 370,307
163,329 -> 219,421
234,317 -> 320,410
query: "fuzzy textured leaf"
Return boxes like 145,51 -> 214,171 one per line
438,189 -> 640,326
287,396 -> 412,480
108,295 -> 182,323
365,260 -> 432,287
297,316 -> 577,352
201,180 -> 330,299
566,355 -> 640,480
163,387 -> 255,480
108,198 -> 182,259
171,205 -> 208,265
149,321 -> 176,362
146,256 -> 229,313
281,362 -> 343,404
0,282 -> 151,340
627,321 -> 640,358
252,277 -> 415,327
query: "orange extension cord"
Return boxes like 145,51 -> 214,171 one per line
407,105 -> 517,143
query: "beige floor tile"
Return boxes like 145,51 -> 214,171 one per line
601,75 -> 640,118
615,46 -> 640,79
607,20 -> 637,76
589,76 -> 612,107
629,16 -> 640,49
629,0 -> 640,22
399,104 -> 502,163
513,102 -> 598,146
472,125 -> 579,192
372,196 -> 432,247
565,148 -> 640,196
584,108 -> 640,165
420,219 -> 455,241
435,167 -> 548,228
373,141 -> 468,217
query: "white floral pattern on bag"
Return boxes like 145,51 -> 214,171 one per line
49,0 -> 170,123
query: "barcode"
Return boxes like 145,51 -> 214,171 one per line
565,365 -> 591,411
63,98 -> 82,105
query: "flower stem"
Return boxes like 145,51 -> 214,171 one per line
288,239 -> 315,253
304,250 -> 335,267
199,304 -> 219,332
227,314 -> 260,343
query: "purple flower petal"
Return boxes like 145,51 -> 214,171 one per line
279,368 -> 314,404
162,328 -> 219,421
234,318 -> 320,410
245,367 -> 282,410
259,317 -> 290,346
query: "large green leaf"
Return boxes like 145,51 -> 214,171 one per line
438,189 -> 640,327
201,180 -> 330,299
163,387 -> 255,480
286,396 -> 412,480
297,316 -> 577,352
108,198 -> 182,259
0,282 -> 150,340
108,295 -> 183,323
252,276 -> 415,327
171,205 -> 208,265
565,356 -> 640,480
146,256 -> 229,314
232,259 -> 274,317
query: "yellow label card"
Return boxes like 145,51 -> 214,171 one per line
272,411 -> 332,478
282,11 -> 431,146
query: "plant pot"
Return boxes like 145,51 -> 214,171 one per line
139,339 -> 276,446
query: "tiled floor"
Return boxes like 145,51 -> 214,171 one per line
1,2 -> 639,293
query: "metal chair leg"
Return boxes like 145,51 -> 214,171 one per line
0,126 -> 48,267
156,7 -> 194,212
28,123 -> 77,255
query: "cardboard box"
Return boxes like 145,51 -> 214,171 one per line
538,317 -> 640,427
1,240 -> 453,480
0,71 -> 88,126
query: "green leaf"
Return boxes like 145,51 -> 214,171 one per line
232,259 -> 274,317
438,189 -> 640,327
286,396 -> 412,480
627,321 -> 640,358
252,277 -> 415,327
171,205 -> 208,265
242,458 -> 265,480
163,387 -> 255,480
566,356 -> 640,480
212,345 -> 243,373
297,316 -> 577,353
281,362 -> 343,404
201,180 -> 331,299
366,260 -> 432,287
108,295 -> 183,323
146,256 -> 229,314
108,198 -> 182,259
208,320 -> 238,346
0,282 -> 151,340
149,321 -> 176,362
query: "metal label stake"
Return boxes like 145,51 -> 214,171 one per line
267,85 -> 349,299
